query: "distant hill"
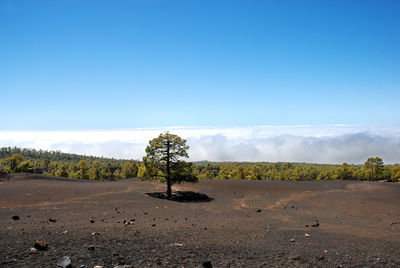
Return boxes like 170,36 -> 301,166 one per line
0,146 -> 129,163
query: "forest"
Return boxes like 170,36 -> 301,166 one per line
1,146 -> 399,182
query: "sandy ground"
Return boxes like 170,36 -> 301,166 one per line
0,174 -> 399,267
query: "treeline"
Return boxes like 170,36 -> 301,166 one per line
1,147 -> 399,181
0,147 -> 139,180
193,159 -> 400,181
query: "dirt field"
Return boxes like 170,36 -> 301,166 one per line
1,174 -> 399,267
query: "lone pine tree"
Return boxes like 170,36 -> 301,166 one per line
143,132 -> 198,197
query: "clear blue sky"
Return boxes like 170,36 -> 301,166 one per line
1,0 -> 399,130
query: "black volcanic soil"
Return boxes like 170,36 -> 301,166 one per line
1,174 -> 399,267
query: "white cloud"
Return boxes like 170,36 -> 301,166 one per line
0,125 -> 399,164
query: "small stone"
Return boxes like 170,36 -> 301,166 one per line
79,266 -> 87,268
291,255 -> 301,260
91,232 -> 100,236
29,247 -> 37,253
94,266 -> 104,268
114,266 -> 133,268
61,230 -> 69,234
34,240 -> 48,251
112,251 -> 119,256
305,233 -> 310,237
317,254 -> 325,260
87,245 -> 95,250
290,239 -> 295,242
256,209 -> 261,212
90,219 -> 95,223
305,224 -> 309,227
57,256 -> 72,268
151,224 -> 156,227
48,218 -> 57,223
12,215 -> 20,220
202,261 -> 213,268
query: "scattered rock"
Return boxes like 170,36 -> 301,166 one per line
124,221 -> 134,226
317,254 -> 325,260
79,265 -> 88,268
305,233 -> 310,237
312,220 -> 319,227
291,255 -> 301,260
202,261 -> 213,268
91,232 -> 101,236
151,224 -> 156,227
61,230 -> 69,234
256,209 -> 262,212
48,218 -> 57,223
93,266 -> 104,268
90,219 -> 95,223
290,239 -> 295,243
34,240 -> 48,251
29,247 -> 37,253
12,215 -> 20,220
87,245 -> 95,251
171,243 -> 184,247
57,256 -> 72,268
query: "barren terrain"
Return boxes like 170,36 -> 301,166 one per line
1,174 -> 399,267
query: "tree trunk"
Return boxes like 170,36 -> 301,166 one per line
166,139 -> 171,198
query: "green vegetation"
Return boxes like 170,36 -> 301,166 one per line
0,147 -> 138,180
0,146 -> 399,182
141,132 -> 198,197
193,159 -> 398,181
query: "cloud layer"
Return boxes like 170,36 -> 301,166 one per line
0,126 -> 399,164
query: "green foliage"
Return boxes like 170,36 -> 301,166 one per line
137,164 -> 147,178
121,161 -> 139,179
113,169 -> 123,180
391,164 -> 400,182
5,153 -> 24,172
76,160 -> 89,179
1,146 -> 397,183
88,161 -> 105,180
363,157 -> 385,180
56,165 -> 68,177
19,160 -> 34,173
143,132 -> 198,196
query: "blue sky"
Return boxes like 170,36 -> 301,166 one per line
1,1 -> 400,163
1,0 -> 399,130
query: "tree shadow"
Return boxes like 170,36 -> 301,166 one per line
146,191 -> 214,203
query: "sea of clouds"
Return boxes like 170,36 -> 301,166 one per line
0,125 -> 399,164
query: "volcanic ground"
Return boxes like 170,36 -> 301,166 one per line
0,174 -> 399,267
